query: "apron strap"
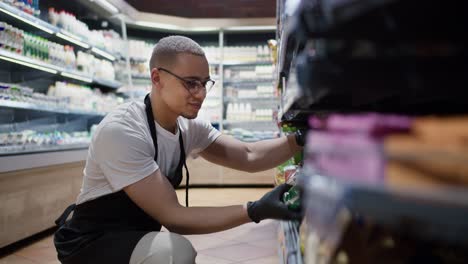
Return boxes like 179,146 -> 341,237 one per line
144,94 -> 158,159
144,93 -> 190,207
55,203 -> 76,226
179,133 -> 190,207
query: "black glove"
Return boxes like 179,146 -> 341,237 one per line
247,183 -> 302,223
295,129 -> 306,147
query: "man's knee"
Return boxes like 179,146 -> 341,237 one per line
140,232 -> 196,264
168,233 -> 197,263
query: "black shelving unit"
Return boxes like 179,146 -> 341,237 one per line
276,0 -> 468,263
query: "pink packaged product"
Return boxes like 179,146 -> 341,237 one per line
306,131 -> 385,184
305,113 -> 414,184
309,113 -> 413,137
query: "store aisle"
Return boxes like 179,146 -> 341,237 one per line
0,188 -> 278,264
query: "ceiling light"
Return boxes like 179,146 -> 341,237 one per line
225,25 -> 276,31
93,0 -> 119,14
135,21 -> 180,31
188,27 -> 220,32
135,21 -> 219,32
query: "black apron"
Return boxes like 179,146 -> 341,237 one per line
54,94 -> 190,264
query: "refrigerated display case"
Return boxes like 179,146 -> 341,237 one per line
0,0 -> 126,248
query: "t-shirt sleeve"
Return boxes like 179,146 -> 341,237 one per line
93,121 -> 158,191
189,119 -> 222,155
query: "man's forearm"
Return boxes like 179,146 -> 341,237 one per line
245,134 -> 302,172
165,205 -> 251,235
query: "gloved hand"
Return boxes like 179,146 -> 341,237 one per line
295,129 -> 306,147
247,183 -> 302,223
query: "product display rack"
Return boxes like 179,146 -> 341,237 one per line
0,142 -> 89,156
0,1 -> 119,61
0,0 -> 127,248
0,49 -> 122,89
223,78 -> 274,86
275,0 -> 468,263
222,59 -> 279,132
0,99 -> 106,116
279,220 -> 303,264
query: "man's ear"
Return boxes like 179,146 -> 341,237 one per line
151,68 -> 162,88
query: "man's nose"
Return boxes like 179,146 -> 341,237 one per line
192,86 -> 207,99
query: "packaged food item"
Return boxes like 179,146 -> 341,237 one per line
305,114 -> 468,190
284,165 -> 298,183
385,134 -> 468,187
283,184 -> 301,210
275,160 -> 291,185
306,131 -> 385,184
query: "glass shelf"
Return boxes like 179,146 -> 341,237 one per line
223,79 -> 274,85
0,143 -> 90,156
0,99 -> 107,116
224,96 -> 278,102
0,49 -> 122,89
0,1 -> 119,62
223,60 -> 273,66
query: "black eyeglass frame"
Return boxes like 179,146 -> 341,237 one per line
157,67 -> 215,95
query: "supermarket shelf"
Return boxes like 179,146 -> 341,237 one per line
299,168 -> 468,261
0,99 -> 107,116
0,49 -> 122,89
223,60 -> 273,66
131,74 -> 150,80
279,86 -> 312,125
223,120 -> 276,125
224,96 -> 278,102
223,79 -> 274,86
223,120 -> 278,131
0,143 -> 89,156
0,146 -> 88,172
93,77 -> 123,90
279,221 -> 303,264
130,57 -> 148,63
0,1 -> 119,62
205,96 -> 222,100
276,19 -> 299,85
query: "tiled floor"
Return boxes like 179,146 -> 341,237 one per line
0,188 -> 279,264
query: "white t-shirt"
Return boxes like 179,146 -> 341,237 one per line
76,101 -> 221,205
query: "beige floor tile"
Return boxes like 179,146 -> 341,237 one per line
0,254 -> 37,264
26,237 -> 54,250
184,235 -> 239,251
209,221 -> 277,243
14,247 -> 57,263
195,253 -> 235,264
237,255 -> 279,264
246,238 -> 279,250
41,261 -> 60,264
199,243 -> 276,262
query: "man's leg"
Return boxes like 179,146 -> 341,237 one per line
130,232 -> 197,264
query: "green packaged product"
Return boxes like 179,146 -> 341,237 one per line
283,185 -> 300,210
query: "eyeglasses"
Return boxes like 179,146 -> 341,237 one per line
157,67 -> 215,95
